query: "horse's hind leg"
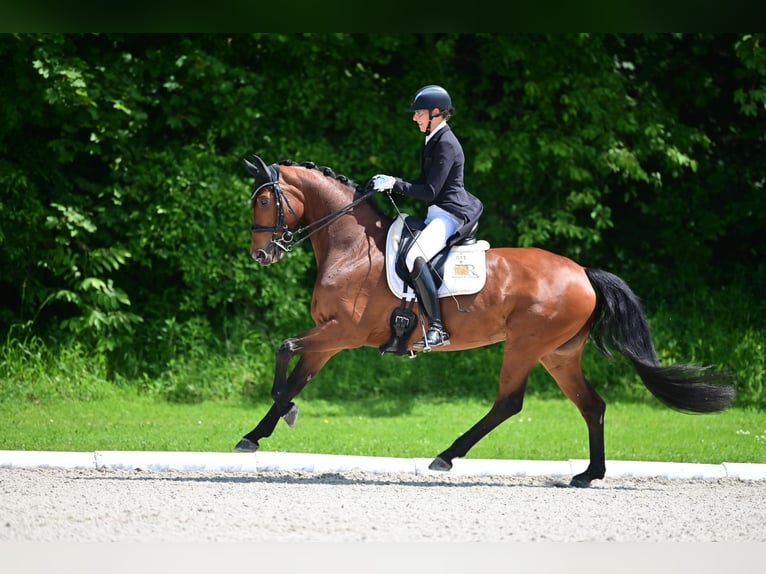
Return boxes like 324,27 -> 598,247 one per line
540,347 -> 606,488
429,347 -> 536,471
429,387 -> 528,471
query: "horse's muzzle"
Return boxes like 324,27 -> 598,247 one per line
252,248 -> 271,265
251,247 -> 282,266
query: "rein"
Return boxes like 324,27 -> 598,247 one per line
251,164 -> 374,254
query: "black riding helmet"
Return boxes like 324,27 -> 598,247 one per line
407,85 -> 454,135
406,85 -> 453,115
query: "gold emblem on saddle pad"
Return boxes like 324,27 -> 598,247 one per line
452,263 -> 479,278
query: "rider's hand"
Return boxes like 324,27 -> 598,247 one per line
367,174 -> 396,193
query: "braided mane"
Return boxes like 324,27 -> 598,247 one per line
278,159 -> 360,192
277,159 -> 391,221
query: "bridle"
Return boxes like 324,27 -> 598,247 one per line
250,164 -> 299,254
250,163 -> 374,255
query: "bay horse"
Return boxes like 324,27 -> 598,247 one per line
237,154 -> 736,487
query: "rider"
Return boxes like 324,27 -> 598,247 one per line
368,85 -> 483,349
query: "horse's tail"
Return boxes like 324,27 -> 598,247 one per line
584,267 -> 736,413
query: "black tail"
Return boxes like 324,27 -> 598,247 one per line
584,268 -> 736,413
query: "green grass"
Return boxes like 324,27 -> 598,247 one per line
1,389 -> 764,464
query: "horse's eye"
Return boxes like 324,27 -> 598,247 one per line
259,196 -> 270,207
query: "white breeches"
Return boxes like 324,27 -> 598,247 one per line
405,205 -> 463,272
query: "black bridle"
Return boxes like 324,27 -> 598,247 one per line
250,163 -> 374,255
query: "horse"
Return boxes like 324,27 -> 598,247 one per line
236,154 -> 736,487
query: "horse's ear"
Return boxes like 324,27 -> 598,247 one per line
243,158 -> 259,177
244,154 -> 270,178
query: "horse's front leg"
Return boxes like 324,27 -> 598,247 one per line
234,403 -> 287,452
234,349 -> 335,452
234,320 -> 352,452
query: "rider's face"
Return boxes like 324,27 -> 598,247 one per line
412,108 -> 441,133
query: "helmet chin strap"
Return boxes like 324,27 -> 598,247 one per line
425,109 -> 444,136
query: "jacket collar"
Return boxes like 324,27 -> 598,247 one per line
425,122 -> 450,147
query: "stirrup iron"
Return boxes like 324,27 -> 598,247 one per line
414,322 -> 450,351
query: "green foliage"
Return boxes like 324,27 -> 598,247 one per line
0,328 -> 117,403
603,34 -> 766,284
733,34 -> 766,118
41,202 -> 141,352
131,316 -> 275,404
0,33 -> 763,410
733,331 -> 765,405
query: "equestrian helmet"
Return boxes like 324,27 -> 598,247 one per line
407,85 -> 452,113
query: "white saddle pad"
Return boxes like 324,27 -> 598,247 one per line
385,214 -> 490,301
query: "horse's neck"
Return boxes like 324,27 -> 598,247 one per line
310,202 -> 388,265
282,167 -> 391,267
297,176 -> 389,266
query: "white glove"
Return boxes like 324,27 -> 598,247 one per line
369,174 -> 396,192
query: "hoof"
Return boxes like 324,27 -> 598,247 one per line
234,438 -> 259,453
282,404 -> 299,428
569,473 -> 593,488
428,456 -> 452,472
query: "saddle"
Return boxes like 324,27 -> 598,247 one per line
379,214 -> 490,356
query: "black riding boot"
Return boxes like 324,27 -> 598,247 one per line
411,257 -> 450,349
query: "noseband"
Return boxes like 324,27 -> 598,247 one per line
250,162 -> 375,255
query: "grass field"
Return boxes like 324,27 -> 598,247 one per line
1,390 -> 764,464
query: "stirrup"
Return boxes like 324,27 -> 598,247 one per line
414,326 -> 451,350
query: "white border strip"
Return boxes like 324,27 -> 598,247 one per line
1,450 -> 764,480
